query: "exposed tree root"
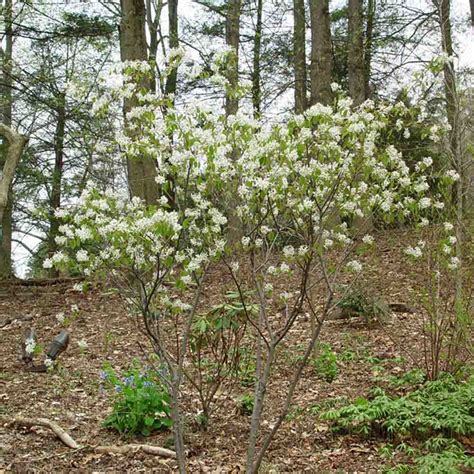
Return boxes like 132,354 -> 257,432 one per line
1,415 -> 177,459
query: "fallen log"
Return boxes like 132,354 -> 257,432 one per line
1,415 -> 176,459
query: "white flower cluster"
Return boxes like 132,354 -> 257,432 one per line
25,337 -> 36,355
50,70 -> 449,318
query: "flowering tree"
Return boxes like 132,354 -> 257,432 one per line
46,57 -> 452,471
225,89 -> 453,472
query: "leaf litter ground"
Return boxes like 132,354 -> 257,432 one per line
0,229 -> 471,472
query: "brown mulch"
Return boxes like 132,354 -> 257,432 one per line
0,229 -> 469,472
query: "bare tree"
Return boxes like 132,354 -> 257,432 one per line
309,0 -> 333,105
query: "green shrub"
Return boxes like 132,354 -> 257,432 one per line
100,363 -> 173,436
312,343 -> 338,382
239,393 -> 254,416
337,287 -> 390,325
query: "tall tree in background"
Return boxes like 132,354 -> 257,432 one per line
252,0 -> 263,118
165,0 -> 179,98
309,0 -> 333,105
145,0 -> 163,91
0,0 -> 14,277
293,0 -> 306,113
434,0 -> 464,300
348,0 -> 366,105
119,0 -> 158,204
364,0 -> 375,98
225,0 -> 241,117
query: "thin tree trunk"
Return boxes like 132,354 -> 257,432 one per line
252,0 -> 263,118
470,0 -> 474,26
146,0 -> 163,92
0,0 -> 13,278
293,0 -> 307,113
309,0 -> 333,105
364,0 -> 375,98
165,0 -> 179,98
435,0 -> 463,301
119,0 -> 158,205
170,381 -> 186,474
348,0 -> 366,105
225,0 -> 242,117
225,0 -> 243,243
245,343 -> 275,474
47,93 -> 66,277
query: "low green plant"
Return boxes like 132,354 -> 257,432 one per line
337,287 -> 390,325
312,343 -> 338,382
237,346 -> 257,387
322,374 -> 474,473
322,374 -> 473,437
389,368 -> 426,387
239,393 -> 254,416
415,437 -> 474,473
100,362 -> 173,436
310,396 -> 350,415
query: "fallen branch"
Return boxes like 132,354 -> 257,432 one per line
4,416 -> 80,449
95,444 -> 176,458
1,415 -> 176,459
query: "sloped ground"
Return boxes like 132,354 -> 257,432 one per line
0,229 -> 470,472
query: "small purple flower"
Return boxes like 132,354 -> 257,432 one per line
123,376 -> 134,386
99,371 -> 108,380
114,385 -> 122,393
143,381 -> 154,388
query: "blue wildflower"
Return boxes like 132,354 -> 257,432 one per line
99,370 -> 108,380
114,385 -> 122,393
143,381 -> 154,388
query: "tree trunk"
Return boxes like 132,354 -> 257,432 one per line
434,0 -> 463,301
0,124 -> 28,278
293,0 -> 307,113
119,0 -> 159,205
146,0 -> 163,92
165,0 -> 179,98
47,93 -> 66,277
309,0 -> 333,105
348,0 -> 366,105
470,0 -> 474,26
364,0 -> 375,98
252,0 -> 263,118
0,0 -> 14,278
225,0 -> 242,117
225,0 -> 243,243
